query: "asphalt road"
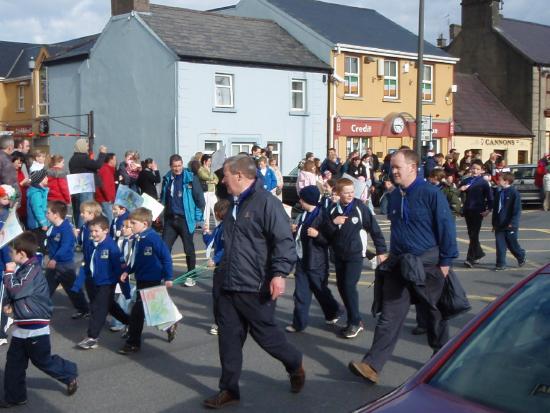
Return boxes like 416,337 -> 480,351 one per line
0,208 -> 549,412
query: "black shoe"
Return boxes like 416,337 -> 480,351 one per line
463,260 -> 473,268
412,327 -> 427,335
71,311 -> 89,320
118,344 -> 140,355
67,378 -> 78,396
0,400 -> 27,408
341,323 -> 364,339
167,323 -> 177,343
203,390 -> 239,409
518,257 -> 527,267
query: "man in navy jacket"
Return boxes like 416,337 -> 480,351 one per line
203,155 -> 304,409
492,172 -> 526,270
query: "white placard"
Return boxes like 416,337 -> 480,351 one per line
67,173 -> 95,195
211,145 -> 226,172
342,173 -> 368,199
0,208 -> 23,249
114,185 -> 143,212
141,193 -> 164,221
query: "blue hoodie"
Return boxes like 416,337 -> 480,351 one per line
203,222 -> 224,265
26,185 -> 49,229
47,219 -> 75,264
160,169 -> 203,233
128,228 -> 173,282
110,210 -> 129,240
86,236 -> 123,286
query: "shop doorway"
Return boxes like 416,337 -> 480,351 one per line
346,137 -> 370,156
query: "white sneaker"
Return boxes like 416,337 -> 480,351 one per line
0,339 -> 8,346
285,325 -> 298,333
184,278 -> 196,287
209,324 -> 218,335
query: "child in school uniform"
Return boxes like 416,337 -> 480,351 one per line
110,204 -> 129,241
286,186 -> 341,333
492,172 -> 526,271
118,208 -> 174,354
45,201 -> 90,319
110,219 -> 134,333
77,216 -> 130,350
0,232 -> 78,408
323,178 -> 387,339
202,199 -> 230,336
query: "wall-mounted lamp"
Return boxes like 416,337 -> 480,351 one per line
28,56 -> 35,72
364,56 -> 376,64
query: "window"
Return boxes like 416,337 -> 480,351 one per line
384,60 -> 398,99
231,143 -> 255,156
517,150 -> 528,164
39,67 -> 49,116
267,141 -> 282,169
204,141 -> 222,155
346,138 -> 370,156
291,80 -> 306,111
214,74 -> 234,108
344,56 -> 360,96
422,65 -> 433,102
17,85 -> 25,112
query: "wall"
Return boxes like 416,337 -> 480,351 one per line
0,79 -> 33,125
177,61 -> 328,174
452,135 -> 532,165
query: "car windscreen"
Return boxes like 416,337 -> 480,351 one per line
429,275 -> 550,413
511,167 -> 536,180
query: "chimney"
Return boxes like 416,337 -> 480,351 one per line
449,24 -> 462,41
111,0 -> 150,16
437,34 -> 447,48
461,0 -> 501,31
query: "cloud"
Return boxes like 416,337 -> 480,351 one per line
0,0 -> 547,45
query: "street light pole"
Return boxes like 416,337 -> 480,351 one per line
415,0 -> 425,159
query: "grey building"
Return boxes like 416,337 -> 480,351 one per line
45,0 -> 330,174
446,0 -> 550,162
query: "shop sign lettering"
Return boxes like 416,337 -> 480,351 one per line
480,138 -> 519,146
351,124 -> 372,134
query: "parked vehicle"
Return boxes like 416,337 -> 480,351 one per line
282,166 -> 301,216
508,164 -> 541,204
355,263 -> 550,413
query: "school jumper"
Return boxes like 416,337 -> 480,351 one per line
461,176 -> 493,263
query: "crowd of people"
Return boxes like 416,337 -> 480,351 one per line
0,133 -> 548,409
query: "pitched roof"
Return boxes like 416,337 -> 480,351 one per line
263,0 -> 450,58
453,73 -> 533,137
0,41 -> 40,78
45,34 -> 100,65
141,4 -> 330,71
495,18 -> 550,65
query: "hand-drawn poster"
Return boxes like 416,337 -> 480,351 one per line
115,185 -> 143,212
140,286 -> 182,327
141,193 -> 164,221
67,173 -> 95,195
0,208 -> 23,249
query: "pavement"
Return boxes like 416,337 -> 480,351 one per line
0,208 -> 548,412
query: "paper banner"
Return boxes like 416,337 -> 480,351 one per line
67,173 -> 95,195
342,173 -> 368,199
0,208 -> 23,249
211,145 -> 226,172
141,193 -> 164,221
140,286 -> 182,327
115,185 -> 143,212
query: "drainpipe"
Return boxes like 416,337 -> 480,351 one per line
539,66 -> 550,162
330,46 -> 340,150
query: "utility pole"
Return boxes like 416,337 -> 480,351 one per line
415,0 -> 425,159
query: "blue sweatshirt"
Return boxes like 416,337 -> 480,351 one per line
26,186 -> 49,229
203,222 -> 224,265
86,236 -> 123,286
492,185 -> 522,230
128,228 -> 173,282
461,176 -> 494,213
388,177 -> 458,266
79,223 -> 94,264
110,210 -> 129,240
47,219 -> 75,264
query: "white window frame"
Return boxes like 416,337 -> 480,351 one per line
231,142 -> 255,156
17,85 -> 25,112
267,141 -> 282,170
291,79 -> 306,111
422,65 -> 434,102
204,140 -> 222,155
214,74 -> 234,108
384,60 -> 399,99
344,56 -> 360,97
38,67 -> 49,116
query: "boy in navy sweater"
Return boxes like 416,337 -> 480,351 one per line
77,216 -> 130,349
110,204 -> 129,241
286,186 -> 340,333
119,208 -> 174,354
0,232 -> 78,408
203,199 -> 230,335
45,201 -> 89,319
492,172 -> 526,271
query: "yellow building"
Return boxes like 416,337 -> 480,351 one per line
0,42 -> 49,141
331,48 -> 457,159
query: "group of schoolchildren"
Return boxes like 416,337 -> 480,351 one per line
0,194 -> 176,407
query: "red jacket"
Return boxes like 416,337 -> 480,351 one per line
95,163 -> 116,203
47,167 -> 71,204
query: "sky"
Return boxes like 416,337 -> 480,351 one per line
0,0 -> 548,46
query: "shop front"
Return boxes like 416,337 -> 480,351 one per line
333,115 -> 452,159
452,135 -> 533,165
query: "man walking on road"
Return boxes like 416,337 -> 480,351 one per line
203,155 -> 304,409
349,149 -> 458,384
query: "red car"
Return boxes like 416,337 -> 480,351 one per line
355,264 -> 550,413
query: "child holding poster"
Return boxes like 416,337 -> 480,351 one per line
118,208 -> 174,354
110,204 -> 129,242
